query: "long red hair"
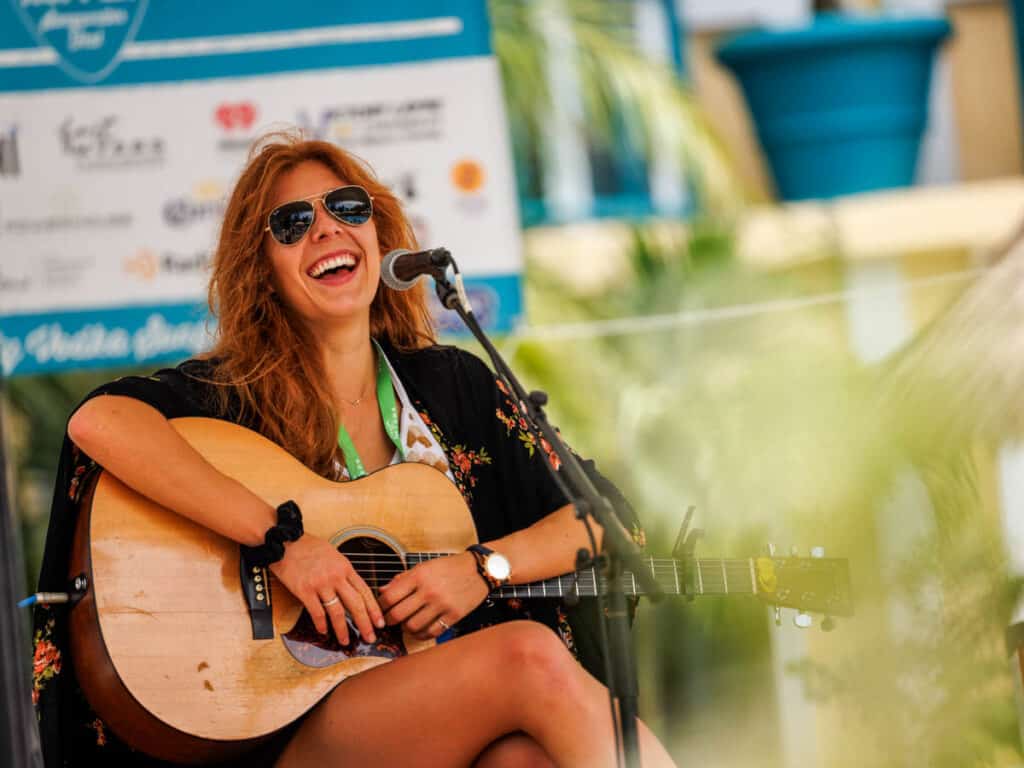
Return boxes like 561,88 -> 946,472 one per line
203,131 -> 435,476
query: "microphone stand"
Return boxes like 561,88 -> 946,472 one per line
426,254 -> 662,768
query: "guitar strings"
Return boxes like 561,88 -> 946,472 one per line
307,553 -> 772,595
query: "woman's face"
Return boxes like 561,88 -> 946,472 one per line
264,160 -> 381,332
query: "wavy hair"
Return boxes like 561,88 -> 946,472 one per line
203,131 -> 435,476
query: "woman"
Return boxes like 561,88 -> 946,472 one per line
31,133 -> 677,767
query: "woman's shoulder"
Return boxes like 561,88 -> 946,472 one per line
383,340 -> 492,383
79,357 -> 225,420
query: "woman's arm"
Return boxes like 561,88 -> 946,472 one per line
69,394 -> 275,545
483,502 -> 603,584
68,394 -> 384,643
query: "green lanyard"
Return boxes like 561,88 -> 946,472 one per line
336,342 -> 402,479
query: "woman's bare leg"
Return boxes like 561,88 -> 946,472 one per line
275,621 -> 675,768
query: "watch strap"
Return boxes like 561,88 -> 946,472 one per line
467,544 -> 503,590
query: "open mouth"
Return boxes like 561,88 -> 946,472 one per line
307,252 -> 359,280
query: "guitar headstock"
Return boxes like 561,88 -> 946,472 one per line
754,546 -> 853,622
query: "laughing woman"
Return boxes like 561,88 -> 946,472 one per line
31,132 -> 677,768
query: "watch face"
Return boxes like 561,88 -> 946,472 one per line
486,553 -> 511,581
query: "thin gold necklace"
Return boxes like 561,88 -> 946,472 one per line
339,387 -> 370,408
339,371 -> 374,408
339,347 -> 377,407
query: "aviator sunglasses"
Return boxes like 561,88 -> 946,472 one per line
264,185 -> 374,245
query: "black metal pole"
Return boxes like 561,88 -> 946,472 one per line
431,267 -> 659,767
0,374 -> 44,767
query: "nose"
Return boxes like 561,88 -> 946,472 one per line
309,199 -> 346,242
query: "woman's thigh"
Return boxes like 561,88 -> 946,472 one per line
274,621 -> 585,768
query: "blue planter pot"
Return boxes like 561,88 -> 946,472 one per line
1009,1 -> 1024,134
717,15 -> 952,201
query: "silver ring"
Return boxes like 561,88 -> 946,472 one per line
437,618 -> 450,631
321,596 -> 340,608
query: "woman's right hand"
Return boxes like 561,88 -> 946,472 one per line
269,535 -> 385,645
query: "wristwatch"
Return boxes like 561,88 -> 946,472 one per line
466,544 -> 511,591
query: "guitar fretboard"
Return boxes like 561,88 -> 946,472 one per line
400,554 -> 759,598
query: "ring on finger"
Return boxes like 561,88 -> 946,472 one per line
437,618 -> 450,631
321,596 -> 341,607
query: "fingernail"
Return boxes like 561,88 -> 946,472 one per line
375,617 -> 385,628
368,633 -> 377,643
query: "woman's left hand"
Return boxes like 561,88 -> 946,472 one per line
378,551 -> 489,640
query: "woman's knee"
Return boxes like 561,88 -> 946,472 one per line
486,621 -> 585,701
472,732 -> 556,768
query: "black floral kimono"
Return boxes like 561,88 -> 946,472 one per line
32,339 -> 642,767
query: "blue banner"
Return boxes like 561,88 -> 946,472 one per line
0,1 -> 492,90
0,275 -> 521,377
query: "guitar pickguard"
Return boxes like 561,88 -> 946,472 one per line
281,613 -> 406,668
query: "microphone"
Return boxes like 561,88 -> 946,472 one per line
381,247 -> 451,291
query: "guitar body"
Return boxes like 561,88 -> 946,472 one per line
69,417 -> 478,764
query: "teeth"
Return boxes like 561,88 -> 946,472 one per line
308,254 -> 356,278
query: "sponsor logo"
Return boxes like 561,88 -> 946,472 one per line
383,171 -> 418,203
297,98 -> 443,147
11,0 -> 148,85
0,125 -> 20,177
0,267 -> 31,293
42,255 -> 93,290
2,210 -> 132,234
59,115 -> 164,169
451,158 -> 488,214
163,180 -> 226,228
432,285 -> 498,333
451,160 -> 485,193
124,248 -> 210,280
214,101 -> 259,153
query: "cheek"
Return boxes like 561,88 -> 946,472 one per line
266,246 -> 303,297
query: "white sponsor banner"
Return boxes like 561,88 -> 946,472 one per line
0,56 -> 520,317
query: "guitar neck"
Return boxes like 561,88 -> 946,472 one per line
406,554 -> 758,598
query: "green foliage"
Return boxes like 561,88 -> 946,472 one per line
5,367 -> 148,590
515,222 -> 1021,765
490,0 -> 743,222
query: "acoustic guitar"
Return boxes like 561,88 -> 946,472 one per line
69,417 -> 852,764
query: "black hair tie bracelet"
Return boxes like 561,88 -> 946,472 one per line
240,500 -> 304,568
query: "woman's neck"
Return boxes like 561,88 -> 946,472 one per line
315,321 -> 376,407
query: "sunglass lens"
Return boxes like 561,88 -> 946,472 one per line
325,187 -> 372,226
269,202 -> 315,245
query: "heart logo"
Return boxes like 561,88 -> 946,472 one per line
214,103 -> 258,132
9,0 -> 149,85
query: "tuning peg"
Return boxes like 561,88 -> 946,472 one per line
793,612 -> 813,629
821,616 -> 835,632
774,606 -> 782,627
811,546 -> 825,559
765,543 -> 776,557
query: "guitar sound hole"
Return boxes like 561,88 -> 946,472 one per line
281,536 -> 409,669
